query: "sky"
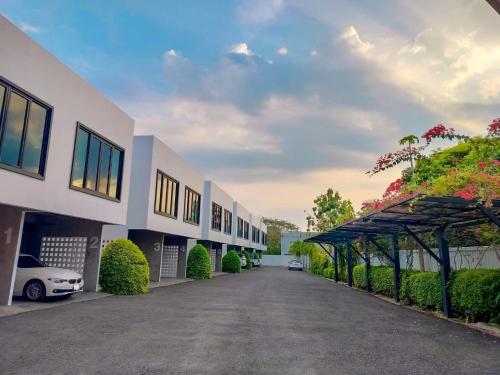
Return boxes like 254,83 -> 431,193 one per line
1,0 -> 499,229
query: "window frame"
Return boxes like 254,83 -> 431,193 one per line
223,209 -> 232,235
244,221 -> 250,240
154,169 -> 180,219
0,75 -> 53,180
183,186 -> 201,226
69,122 -> 124,202
211,202 -> 222,232
237,217 -> 244,238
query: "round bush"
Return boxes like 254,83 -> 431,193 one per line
409,272 -> 442,310
222,250 -> 241,273
99,238 -> 150,295
186,244 -> 212,280
243,250 -> 252,270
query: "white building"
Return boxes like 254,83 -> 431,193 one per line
0,16 -> 134,305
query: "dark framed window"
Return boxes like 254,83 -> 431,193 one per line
237,217 -> 244,238
0,76 -> 52,179
244,221 -> 249,240
154,170 -> 179,218
211,202 -> 222,231
184,186 -> 201,225
70,123 -> 124,201
257,229 -> 260,244
224,209 -> 232,235
262,233 -> 267,245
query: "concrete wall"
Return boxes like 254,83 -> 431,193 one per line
201,181 -> 233,244
281,231 -> 320,255
0,16 -> 134,225
127,136 -> 204,239
262,255 -> 296,267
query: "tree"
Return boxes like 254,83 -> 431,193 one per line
306,188 -> 355,232
399,134 -> 419,173
262,217 -> 299,255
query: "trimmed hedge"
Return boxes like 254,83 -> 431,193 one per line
353,264 -> 366,288
370,267 -> 394,297
242,250 -> 252,270
409,272 -> 442,310
222,250 -> 241,273
323,266 -> 333,279
186,244 -> 212,280
451,269 -> 500,323
99,238 -> 150,295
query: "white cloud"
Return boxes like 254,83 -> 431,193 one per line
166,49 -> 177,57
276,47 -> 288,55
229,42 -> 253,56
479,79 -> 500,100
339,26 -> 374,55
238,0 -> 284,24
19,22 -> 42,34
311,49 -> 319,57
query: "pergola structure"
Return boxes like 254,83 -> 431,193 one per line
305,195 -> 500,318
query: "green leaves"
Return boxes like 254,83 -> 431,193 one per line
186,244 -> 212,280
306,188 -> 355,232
222,250 -> 241,273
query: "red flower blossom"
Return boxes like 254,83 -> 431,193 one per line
493,160 -> 500,166
476,161 -> 488,169
487,118 -> 500,137
422,124 -> 461,144
455,184 -> 479,200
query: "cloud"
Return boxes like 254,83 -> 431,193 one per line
276,47 -> 288,55
237,0 -> 285,24
166,49 -> 177,57
229,42 -> 253,56
339,26 -> 374,55
19,21 -> 42,34
311,49 -> 319,57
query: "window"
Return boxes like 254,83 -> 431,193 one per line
18,255 -> 44,268
0,77 -> 52,178
262,233 -> 267,245
244,221 -> 249,240
154,170 -> 179,218
257,229 -> 260,244
184,186 -> 201,225
70,123 -> 124,200
224,209 -> 232,235
211,202 -> 222,231
237,217 -> 244,238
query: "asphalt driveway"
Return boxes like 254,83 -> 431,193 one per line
0,267 -> 498,375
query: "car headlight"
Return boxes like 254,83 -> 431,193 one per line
48,278 -> 68,284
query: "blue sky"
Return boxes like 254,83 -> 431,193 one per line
2,0 -> 499,228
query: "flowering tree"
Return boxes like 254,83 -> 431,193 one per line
487,118 -> 500,137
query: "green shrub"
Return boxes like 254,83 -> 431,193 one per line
310,250 -> 329,276
222,250 -> 241,273
353,264 -> 367,288
371,266 -> 394,297
186,244 -> 212,280
99,238 -> 150,295
409,272 -> 442,310
323,266 -> 333,279
400,270 -> 418,304
242,250 -> 252,270
451,269 -> 500,323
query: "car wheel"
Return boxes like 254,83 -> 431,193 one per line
24,280 -> 46,302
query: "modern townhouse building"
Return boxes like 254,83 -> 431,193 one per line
231,202 -> 252,254
200,181 -> 234,272
0,16 -> 134,305
102,135 -> 205,282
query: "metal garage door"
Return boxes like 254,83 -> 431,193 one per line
161,245 -> 179,278
39,236 -> 87,274
210,249 -> 216,272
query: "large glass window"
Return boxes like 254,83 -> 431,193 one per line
244,221 -> 250,240
70,123 -> 124,200
0,79 -> 51,178
184,187 -> 201,225
212,202 -> 222,231
237,217 -> 244,238
154,170 -> 179,218
224,209 -> 232,235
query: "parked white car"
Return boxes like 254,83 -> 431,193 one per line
240,255 -> 247,268
252,258 -> 261,267
13,254 -> 84,301
288,260 -> 303,271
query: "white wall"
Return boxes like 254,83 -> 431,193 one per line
281,231 -> 319,255
201,181 -> 233,244
127,136 -> 204,239
262,255 -> 296,267
0,16 -> 134,225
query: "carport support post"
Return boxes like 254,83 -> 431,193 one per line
333,245 -> 339,282
436,226 -> 452,318
346,241 -> 353,287
365,242 -> 372,293
391,235 -> 400,303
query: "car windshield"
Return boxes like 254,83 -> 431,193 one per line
17,255 -> 44,268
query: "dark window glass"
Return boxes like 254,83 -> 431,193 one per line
71,128 -> 89,188
0,92 -> 27,166
22,102 -> 47,174
224,209 -> 232,235
237,217 -> 243,238
154,170 -> 179,218
85,136 -> 100,191
184,187 -> 201,225
0,80 -> 51,178
98,143 -> 111,194
18,255 -> 43,268
212,203 -> 222,231
70,124 -> 123,200
108,148 -> 122,199
244,222 -> 249,239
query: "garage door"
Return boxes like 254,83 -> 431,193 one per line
210,249 -> 216,272
39,236 -> 87,274
161,245 -> 178,278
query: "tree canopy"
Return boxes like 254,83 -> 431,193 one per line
306,189 -> 355,232
262,217 -> 299,255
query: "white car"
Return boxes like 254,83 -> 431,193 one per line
13,254 -> 84,301
240,255 -> 247,268
252,258 -> 261,267
288,260 -> 303,271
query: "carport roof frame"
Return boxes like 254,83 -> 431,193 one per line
306,195 -> 500,245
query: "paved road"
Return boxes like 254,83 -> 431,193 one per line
0,267 -> 498,375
